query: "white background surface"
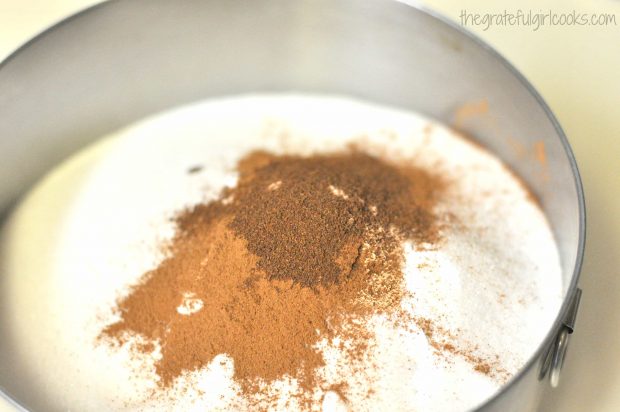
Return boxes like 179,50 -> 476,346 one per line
0,0 -> 618,411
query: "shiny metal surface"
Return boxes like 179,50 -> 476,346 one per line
549,287 -> 582,388
0,0 -> 585,411
550,328 -> 570,388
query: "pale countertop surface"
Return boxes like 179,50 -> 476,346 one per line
0,1 -> 618,411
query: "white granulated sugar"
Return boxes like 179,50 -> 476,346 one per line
328,185 -> 350,200
177,293 -> 204,316
0,94 -> 563,411
267,180 -> 283,191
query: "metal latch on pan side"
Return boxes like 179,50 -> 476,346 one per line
539,287 -> 582,387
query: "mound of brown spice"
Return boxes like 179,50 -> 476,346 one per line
101,149 -> 445,408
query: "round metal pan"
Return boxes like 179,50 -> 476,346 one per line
0,1 -> 585,410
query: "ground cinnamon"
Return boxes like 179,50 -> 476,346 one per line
101,149 -> 445,408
